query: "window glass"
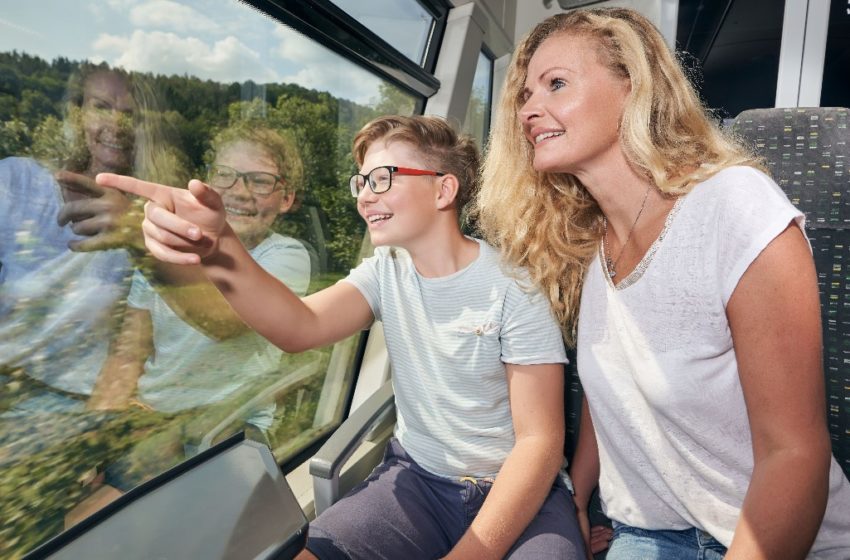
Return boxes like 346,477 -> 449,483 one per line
0,1 -> 417,557
677,0 -> 785,119
463,51 -> 493,149
821,0 -> 850,107
328,0 -> 434,65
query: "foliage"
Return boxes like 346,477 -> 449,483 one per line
0,119 -> 30,159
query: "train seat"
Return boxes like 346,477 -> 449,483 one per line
732,106 -> 850,479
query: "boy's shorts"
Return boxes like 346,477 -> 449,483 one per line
306,438 -> 583,560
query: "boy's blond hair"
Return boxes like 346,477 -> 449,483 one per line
353,115 -> 480,212
207,122 -> 304,195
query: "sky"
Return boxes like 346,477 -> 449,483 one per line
0,0 -> 410,105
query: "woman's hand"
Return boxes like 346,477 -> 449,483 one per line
589,524 -> 613,555
96,174 -> 228,265
56,170 -> 145,253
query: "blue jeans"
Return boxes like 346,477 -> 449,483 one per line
607,521 -> 727,560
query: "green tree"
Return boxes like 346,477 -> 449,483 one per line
0,93 -> 18,121
371,82 -> 416,116
0,118 -> 30,158
28,115 -> 66,164
19,89 -> 57,129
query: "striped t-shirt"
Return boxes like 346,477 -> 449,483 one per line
344,238 -> 567,478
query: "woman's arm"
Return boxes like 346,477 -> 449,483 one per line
570,394 -> 602,559
445,363 -> 565,560
88,307 -> 153,410
725,223 -> 831,559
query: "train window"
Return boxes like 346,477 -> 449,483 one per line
677,0 -> 786,119
821,0 -> 850,107
327,0 -> 437,65
463,50 -> 493,149
0,1 -> 418,557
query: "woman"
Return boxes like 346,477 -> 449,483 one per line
475,8 -> 850,560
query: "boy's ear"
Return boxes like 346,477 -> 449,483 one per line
435,173 -> 460,210
278,190 -> 297,214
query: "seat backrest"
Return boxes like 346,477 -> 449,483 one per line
732,107 -> 850,480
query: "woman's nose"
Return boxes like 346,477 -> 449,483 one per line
519,95 -> 541,122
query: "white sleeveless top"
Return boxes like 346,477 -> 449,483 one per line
577,166 -> 850,557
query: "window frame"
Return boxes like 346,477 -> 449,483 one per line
247,0 -> 449,99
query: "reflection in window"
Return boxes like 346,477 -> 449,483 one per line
463,51 -> 493,149
821,0 -> 850,107
328,0 -> 435,65
0,2 -> 417,557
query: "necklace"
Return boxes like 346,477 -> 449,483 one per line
602,185 -> 652,279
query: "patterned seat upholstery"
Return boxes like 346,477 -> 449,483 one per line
732,107 -> 850,480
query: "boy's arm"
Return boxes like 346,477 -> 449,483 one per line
139,240 -> 310,342
444,363 -> 565,560
570,395 -> 601,559
138,261 -> 252,341
88,307 -> 153,410
96,174 -> 374,352
202,230 -> 372,352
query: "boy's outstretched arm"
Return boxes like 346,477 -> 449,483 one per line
96,173 -> 374,353
445,363 -> 565,560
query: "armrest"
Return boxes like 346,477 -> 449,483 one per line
309,380 -> 395,515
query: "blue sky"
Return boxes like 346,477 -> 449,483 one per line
0,0 -> 392,104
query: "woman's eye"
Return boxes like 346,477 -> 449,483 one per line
549,78 -> 566,90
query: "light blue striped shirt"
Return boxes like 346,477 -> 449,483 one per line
344,239 -> 567,478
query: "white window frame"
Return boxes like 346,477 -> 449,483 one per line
776,0 -> 832,107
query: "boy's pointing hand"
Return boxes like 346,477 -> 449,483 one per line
96,173 -> 229,265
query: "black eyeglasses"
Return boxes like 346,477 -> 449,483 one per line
349,166 -> 445,197
207,164 -> 284,196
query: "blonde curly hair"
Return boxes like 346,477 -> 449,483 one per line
474,7 -> 761,343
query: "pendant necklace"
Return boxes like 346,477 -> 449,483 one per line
602,184 -> 652,279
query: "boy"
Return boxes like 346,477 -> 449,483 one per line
90,123 -> 311,427
66,124 -> 310,520
97,115 -> 583,559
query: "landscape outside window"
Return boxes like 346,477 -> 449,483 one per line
0,1 -> 417,557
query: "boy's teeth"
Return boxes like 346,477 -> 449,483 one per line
226,206 -> 253,216
369,214 -> 392,223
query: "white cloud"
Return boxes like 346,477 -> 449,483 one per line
105,0 -> 141,9
273,25 -> 331,65
281,65 -> 380,105
92,33 -> 130,55
130,0 -> 219,33
272,25 -> 381,104
92,30 -> 278,83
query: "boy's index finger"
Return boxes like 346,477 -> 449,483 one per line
96,173 -> 174,208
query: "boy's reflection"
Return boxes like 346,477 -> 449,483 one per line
65,125 -> 310,518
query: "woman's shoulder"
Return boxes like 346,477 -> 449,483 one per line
0,156 -> 53,185
691,165 -> 783,201
682,165 -> 794,220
